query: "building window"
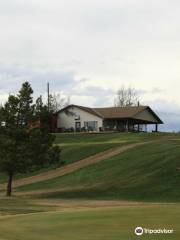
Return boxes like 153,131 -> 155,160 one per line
75,114 -> 80,120
84,121 -> 98,131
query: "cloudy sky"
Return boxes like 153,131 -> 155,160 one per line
0,0 -> 180,131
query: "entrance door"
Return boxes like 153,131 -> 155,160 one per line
75,122 -> 81,132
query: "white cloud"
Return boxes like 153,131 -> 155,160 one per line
0,0 -> 180,130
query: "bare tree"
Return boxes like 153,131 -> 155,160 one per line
114,86 -> 139,107
49,93 -> 70,113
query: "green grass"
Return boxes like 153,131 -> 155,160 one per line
0,143 -> 123,184
0,132 -> 178,184
0,204 -> 179,240
0,198 -> 57,215
54,132 -> 176,145
60,143 -> 121,165
1,133 -> 180,239
16,140 -> 180,202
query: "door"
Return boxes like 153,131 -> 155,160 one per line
75,122 -> 81,132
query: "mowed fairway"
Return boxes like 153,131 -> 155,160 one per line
16,139 -> 180,202
0,203 -> 179,240
0,132 -> 175,184
0,132 -> 180,240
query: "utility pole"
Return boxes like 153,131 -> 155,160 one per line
47,82 -> 50,112
40,95 -> 42,105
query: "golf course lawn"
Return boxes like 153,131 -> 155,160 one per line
1,133 -> 180,239
53,132 -> 175,144
0,132 -> 177,184
16,140 -> 180,202
0,203 -> 179,240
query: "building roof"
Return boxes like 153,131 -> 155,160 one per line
94,106 -> 163,124
93,106 -> 146,119
58,104 -> 163,124
58,104 -> 103,118
74,105 -> 103,118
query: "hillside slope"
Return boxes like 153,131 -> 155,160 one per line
16,139 -> 180,202
2,142 -> 144,189
0,132 -> 175,184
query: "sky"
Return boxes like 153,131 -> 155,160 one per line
0,0 -> 180,131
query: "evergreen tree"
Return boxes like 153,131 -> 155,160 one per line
0,82 -> 61,196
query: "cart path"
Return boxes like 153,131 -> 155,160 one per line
0,141 -> 148,190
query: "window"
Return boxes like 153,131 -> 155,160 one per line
75,114 -> 80,120
84,121 -> 98,131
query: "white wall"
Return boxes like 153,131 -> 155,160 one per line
57,106 -> 103,131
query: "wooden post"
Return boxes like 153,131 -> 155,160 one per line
138,124 -> 140,132
145,124 -> 147,132
155,124 -> 158,132
127,120 -> 129,132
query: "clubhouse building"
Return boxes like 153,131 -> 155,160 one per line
54,104 -> 163,133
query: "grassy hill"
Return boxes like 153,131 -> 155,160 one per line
0,132 -> 169,184
1,132 -> 180,240
54,132 -> 173,145
16,137 -> 180,202
0,133 -> 130,183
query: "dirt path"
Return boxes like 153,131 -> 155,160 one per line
0,199 -> 164,219
34,199 -> 148,209
0,141 -> 147,190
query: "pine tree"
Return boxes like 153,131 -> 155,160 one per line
0,82 -> 61,196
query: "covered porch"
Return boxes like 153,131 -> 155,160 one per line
103,118 -> 159,132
